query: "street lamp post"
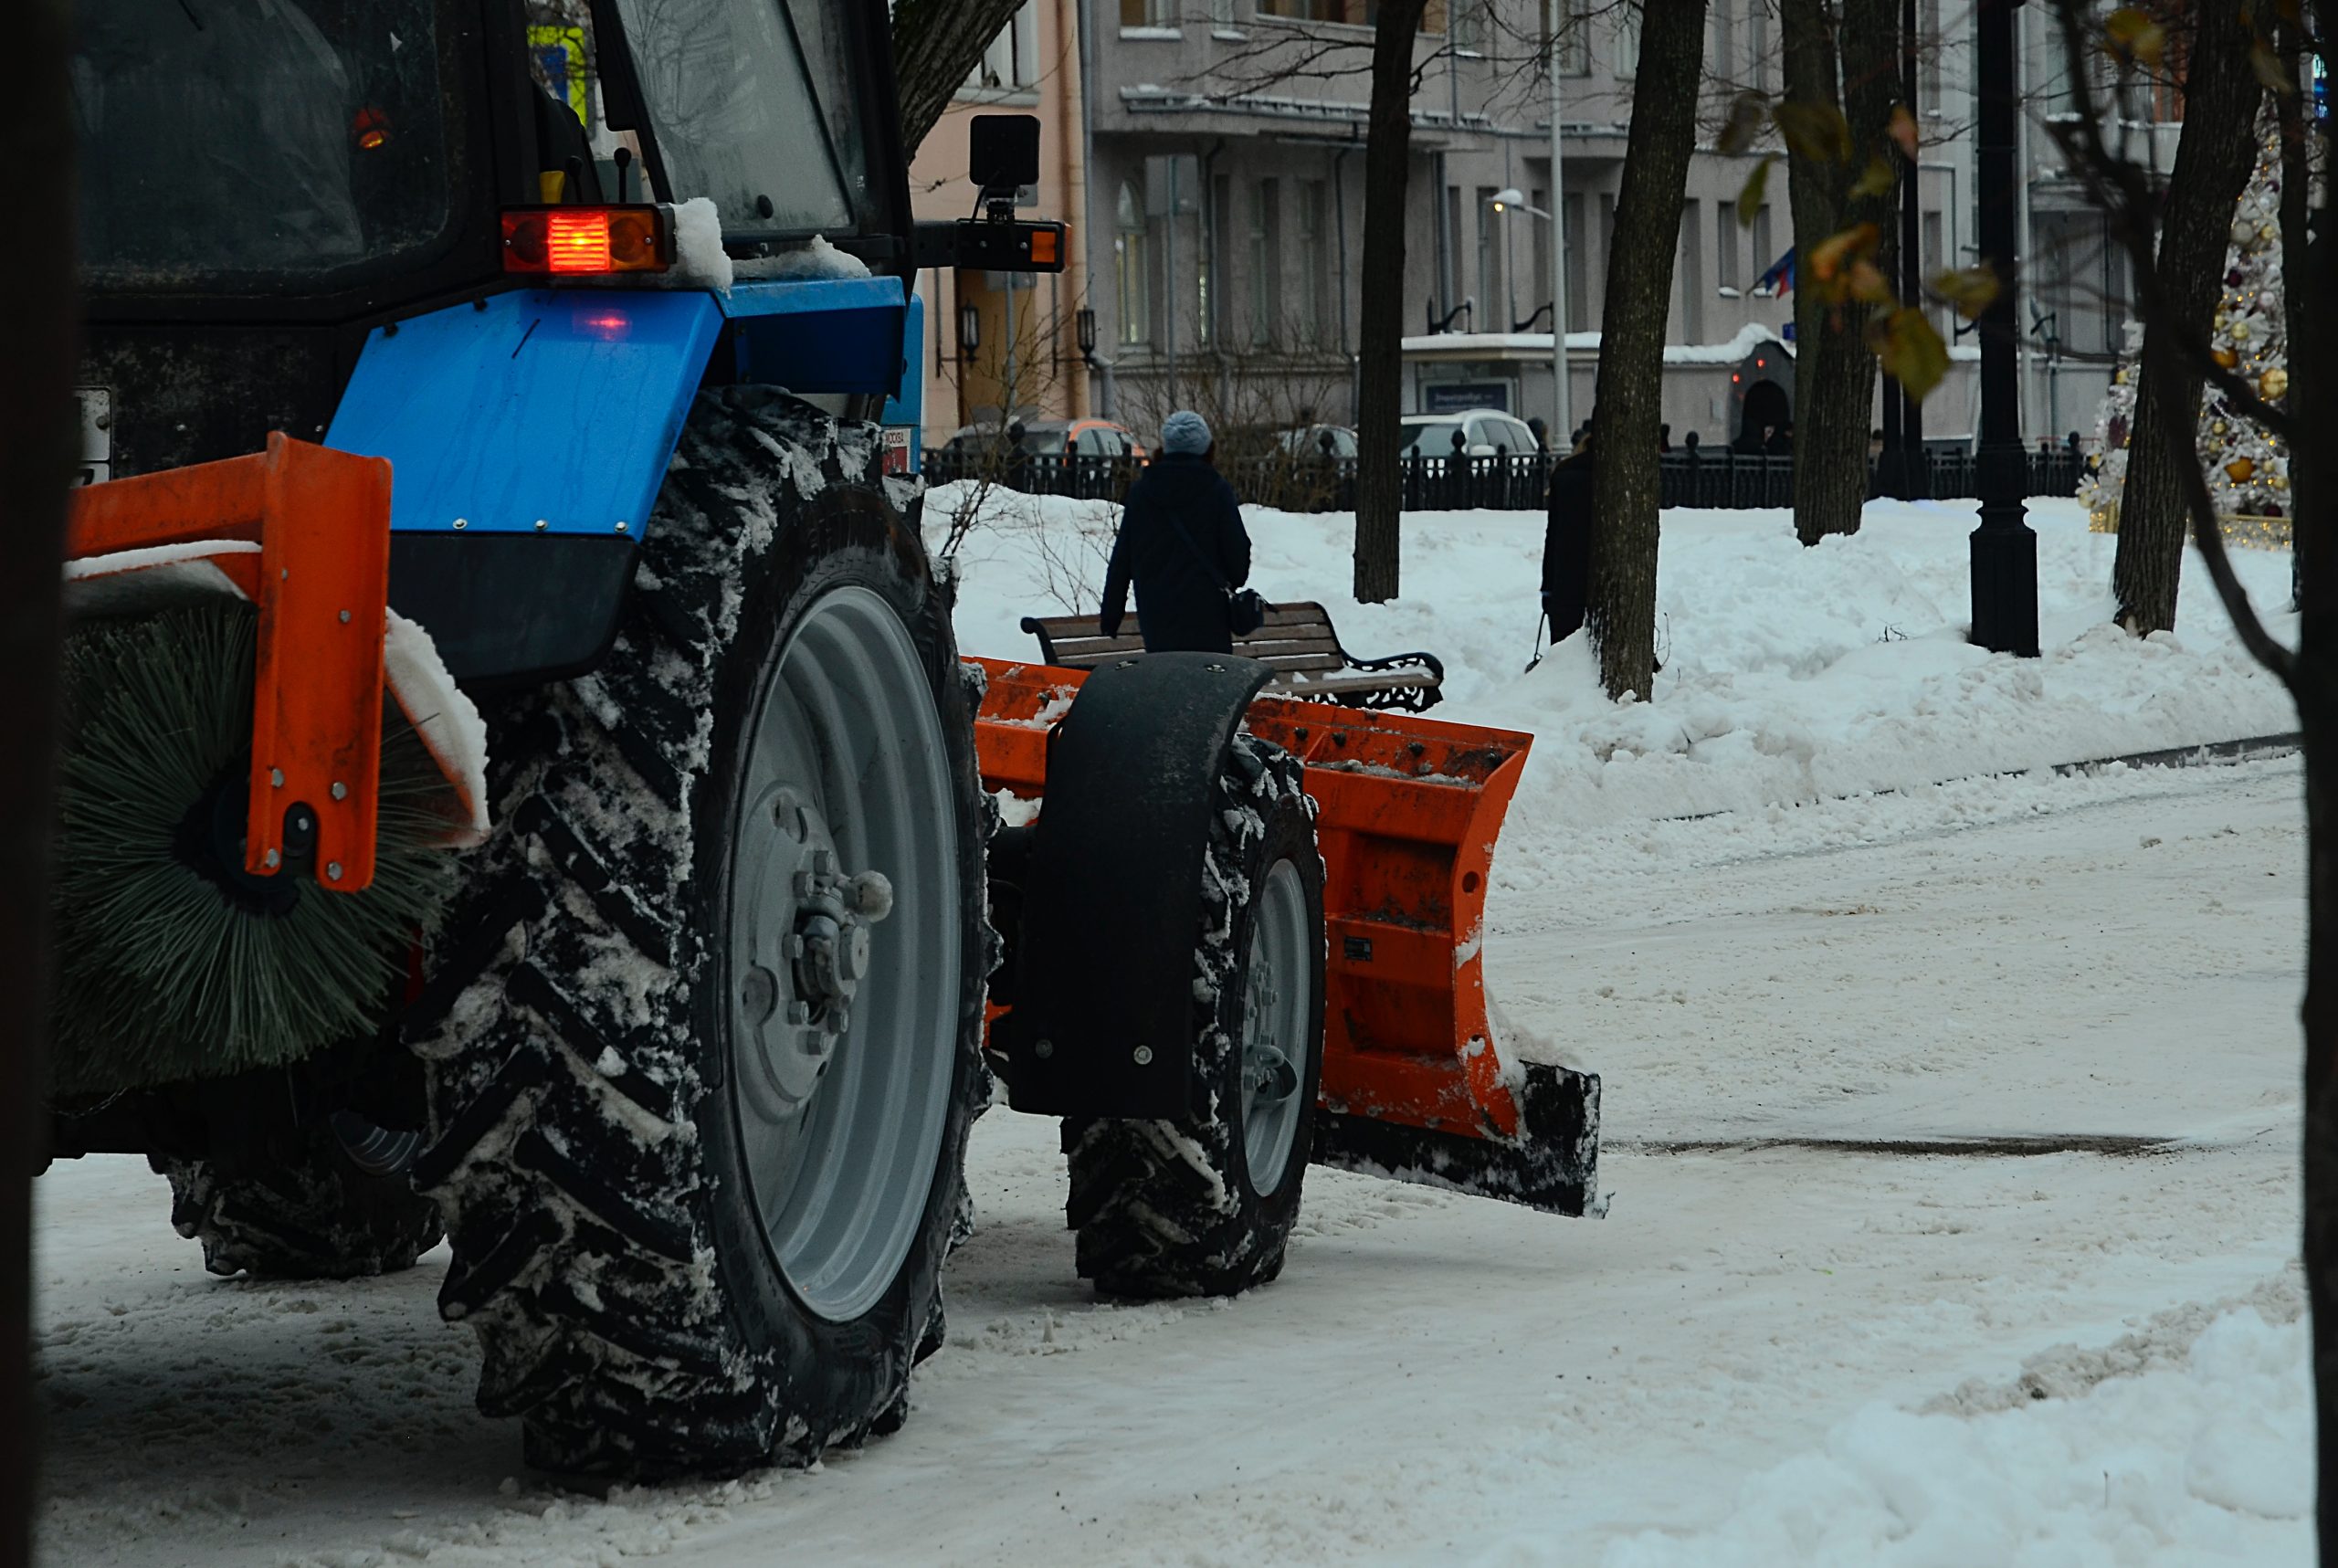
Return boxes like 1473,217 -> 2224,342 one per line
1971,0 -> 2038,656
1489,186 -> 1571,445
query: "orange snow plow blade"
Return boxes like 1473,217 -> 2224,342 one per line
67,433 -> 394,892
971,656 -> 1602,1217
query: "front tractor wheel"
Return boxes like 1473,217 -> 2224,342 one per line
1064,734 -> 1326,1298
410,391 -> 986,1478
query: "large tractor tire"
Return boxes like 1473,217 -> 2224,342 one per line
153,1117 -> 441,1280
1063,734 -> 1326,1299
407,389 -> 988,1478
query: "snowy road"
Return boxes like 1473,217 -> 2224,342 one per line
36,759 -> 2306,1567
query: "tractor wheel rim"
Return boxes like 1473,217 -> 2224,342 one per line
1241,856 -> 1311,1196
728,585 -> 961,1323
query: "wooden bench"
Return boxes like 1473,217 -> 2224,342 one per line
1017,600 -> 1445,711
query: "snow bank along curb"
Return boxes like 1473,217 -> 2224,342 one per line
1582,1275 -> 2307,1567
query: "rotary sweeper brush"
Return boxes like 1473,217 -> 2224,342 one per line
52,0 -> 1598,1482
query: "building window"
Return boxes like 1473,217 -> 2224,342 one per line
1476,184 -> 1503,329
1201,175 -> 1227,346
1711,5 -> 1732,84
973,3 -> 1040,89
1598,190 -> 1616,313
1452,0 -> 1484,51
1257,0 -> 1355,19
1718,204 -> 1739,293
1747,0 -> 1769,90
1249,179 -> 1281,346
1529,184 -> 1551,321
1299,179 -> 1330,344
1557,0 -> 1591,74
1615,5 -> 1639,78
1921,0 -> 1943,112
1121,0 -> 1171,25
1116,180 -> 1150,343
1751,203 -> 1775,291
1922,206 -> 1943,328
1679,198 -> 1703,342
1564,190 -> 1588,331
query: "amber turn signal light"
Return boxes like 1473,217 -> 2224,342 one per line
501,205 -> 674,276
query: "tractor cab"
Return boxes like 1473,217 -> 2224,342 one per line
76,0 -> 914,478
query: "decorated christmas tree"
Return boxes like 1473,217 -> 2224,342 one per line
2084,112 -> 2291,543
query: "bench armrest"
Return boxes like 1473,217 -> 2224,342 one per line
1345,647 -> 1445,684
1019,616 -> 1065,667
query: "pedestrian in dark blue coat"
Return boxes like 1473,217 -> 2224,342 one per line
1099,410 -> 1253,655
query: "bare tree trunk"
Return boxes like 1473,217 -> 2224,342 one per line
2113,0 -> 2259,634
1353,0 -> 1429,605
1585,0 -> 1707,699
1781,0 -> 1898,546
0,4 -> 74,1563
891,0 -> 1047,156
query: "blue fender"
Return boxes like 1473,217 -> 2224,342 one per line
325,277 -> 914,683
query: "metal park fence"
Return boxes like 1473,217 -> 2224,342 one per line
922,441 -> 2087,514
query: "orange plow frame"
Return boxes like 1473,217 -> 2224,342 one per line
971,656 -> 1576,1173
66,433 -> 394,892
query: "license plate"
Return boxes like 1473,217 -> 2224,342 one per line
75,387 -> 111,486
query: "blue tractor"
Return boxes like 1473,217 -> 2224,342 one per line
50,0 -> 1597,1481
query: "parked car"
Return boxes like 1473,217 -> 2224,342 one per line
1400,410 -> 1542,458
1276,424 -> 1359,458
945,417 -> 1146,460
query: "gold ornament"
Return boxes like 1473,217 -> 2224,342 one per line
2259,367 -> 2291,399
2261,223 -> 2278,241
2115,367 -> 2132,384
2214,348 -> 2240,368
2272,474 -> 2290,490
2227,457 -> 2257,482
2213,420 -> 2227,435
2231,322 -> 2252,342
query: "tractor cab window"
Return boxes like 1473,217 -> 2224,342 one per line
75,0 -> 457,290
614,0 -> 859,236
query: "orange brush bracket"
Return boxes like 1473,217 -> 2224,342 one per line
68,433 -> 394,893
972,656 -> 1602,1216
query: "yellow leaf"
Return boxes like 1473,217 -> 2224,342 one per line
1718,89 -> 1770,156
1887,103 -> 1919,161
2103,8 -> 2166,67
1736,156 -> 1775,228
1775,100 -> 1854,164
1849,153 -> 1898,199
1848,258 -> 1894,304
1930,264 -> 2001,321
2251,40 -> 2296,94
1809,221 -> 1881,282
1878,308 -> 1949,401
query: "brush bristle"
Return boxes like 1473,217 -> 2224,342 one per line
49,603 -> 462,1098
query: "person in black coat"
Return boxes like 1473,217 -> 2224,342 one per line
1099,409 -> 1253,655
1543,423 -> 1595,641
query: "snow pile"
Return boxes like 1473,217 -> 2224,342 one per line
732,235 -> 873,281
667,196 -> 732,293
932,489 -> 2298,880
1584,1305 -> 2308,1568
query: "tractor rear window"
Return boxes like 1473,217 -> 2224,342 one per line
74,0 -> 456,291
614,0 -> 860,236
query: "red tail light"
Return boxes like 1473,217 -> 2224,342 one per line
501,205 -> 674,276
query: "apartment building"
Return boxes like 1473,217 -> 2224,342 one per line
906,0 -> 1095,447
916,1 -> 2147,450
